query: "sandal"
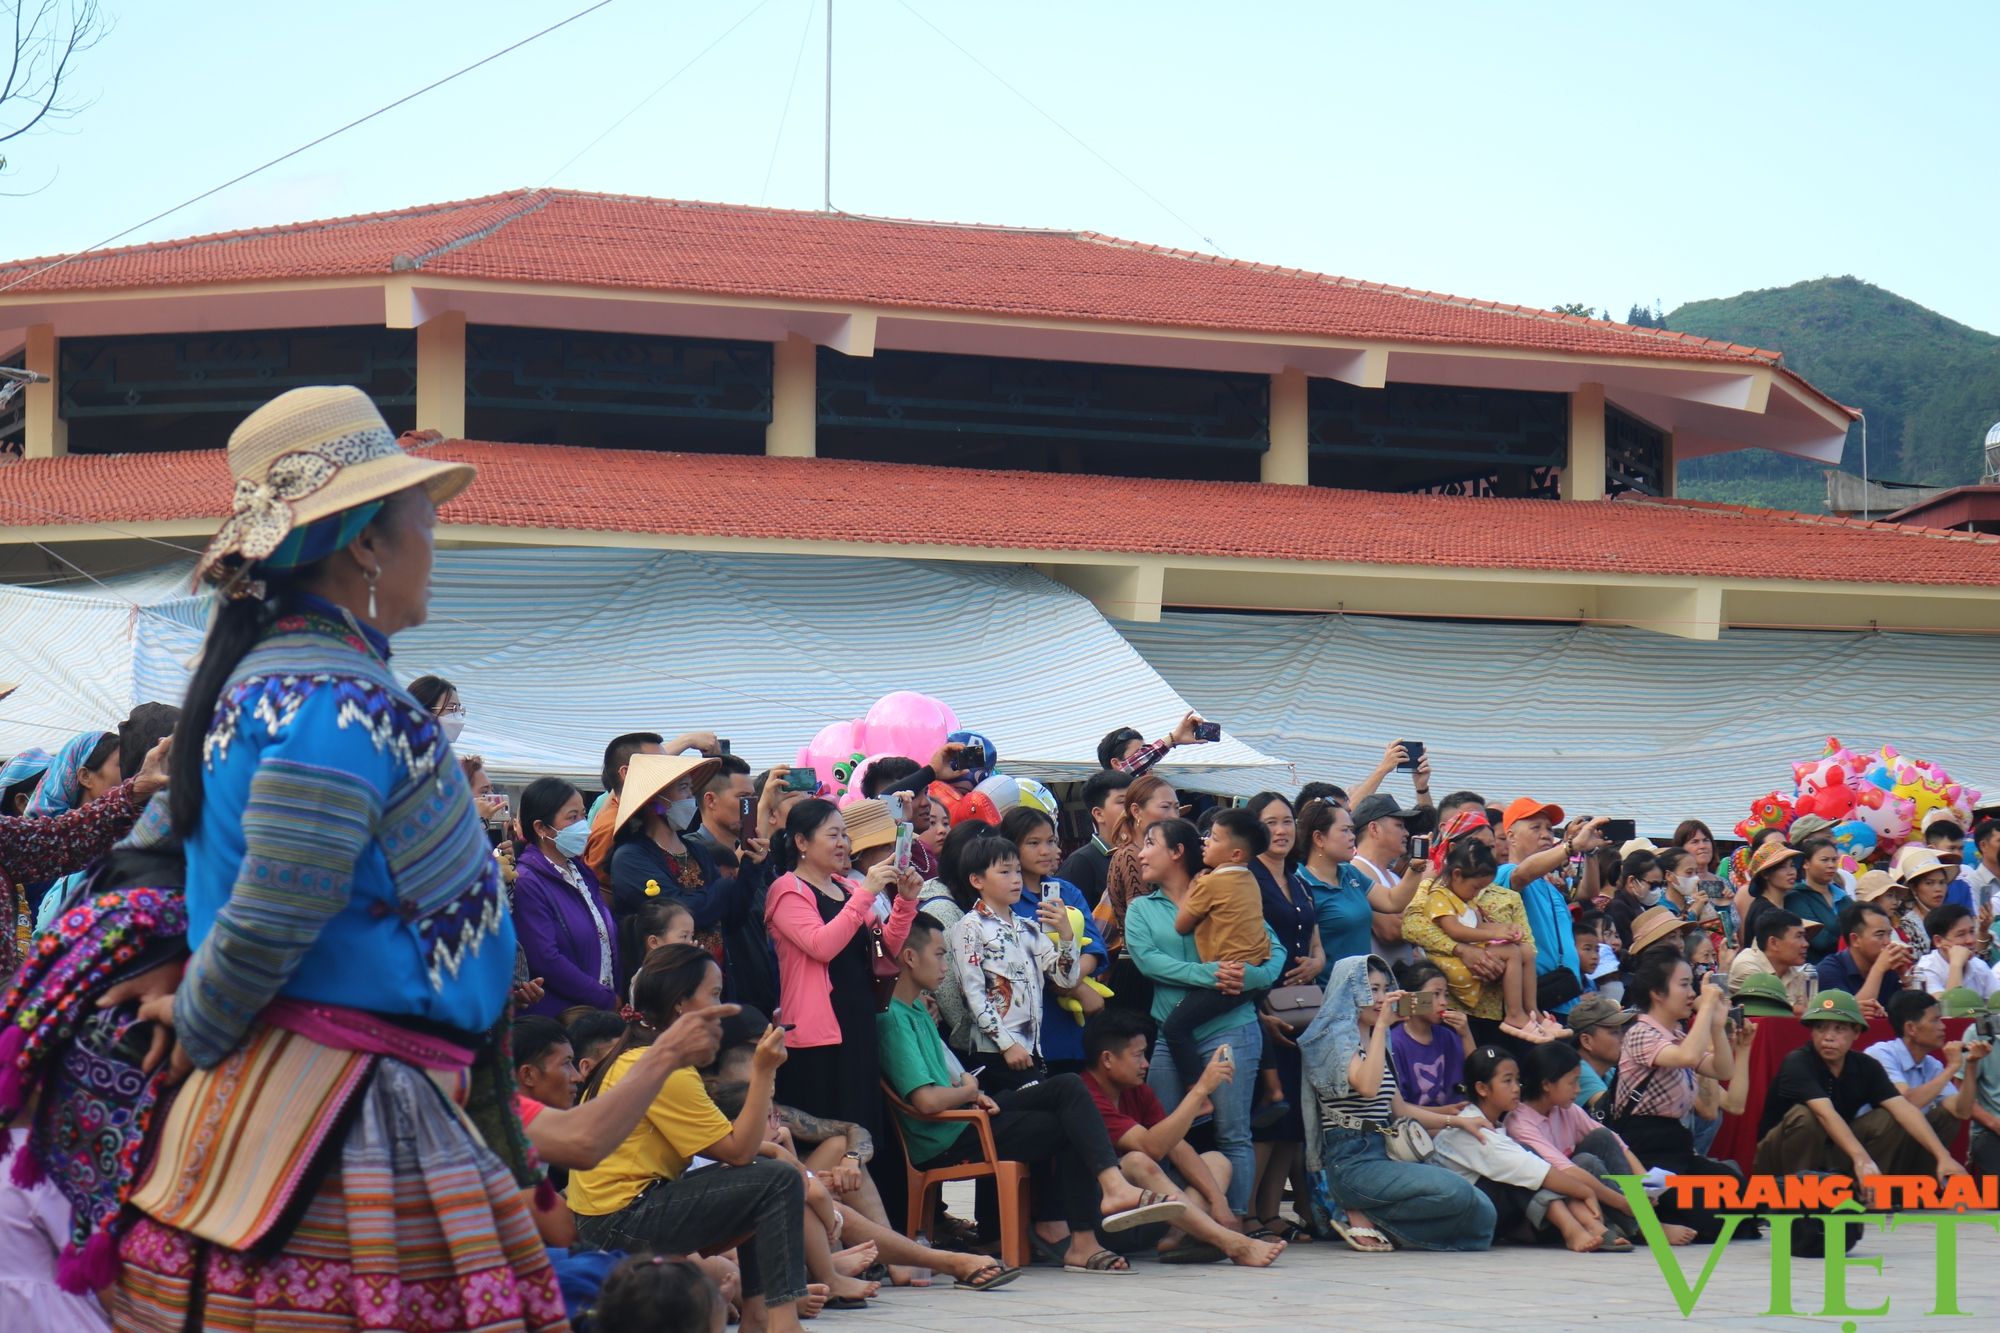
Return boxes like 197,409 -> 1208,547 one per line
1028,1232 -> 1070,1267
955,1262 -> 1023,1290
1268,1219 -> 1315,1243
1326,1214 -> 1394,1253
1063,1249 -> 1134,1274
1102,1189 -> 1187,1233
1591,1235 -> 1635,1253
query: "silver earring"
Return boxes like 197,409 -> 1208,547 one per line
367,570 -> 379,621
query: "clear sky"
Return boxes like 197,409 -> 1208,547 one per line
4,0 -> 1994,333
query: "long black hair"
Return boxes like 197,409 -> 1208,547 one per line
935,818 -> 997,910
1518,1039 -> 1581,1103
769,797 -> 842,877
406,674 -> 456,712
169,497 -> 400,838
579,942 -> 717,1102
518,776 -> 581,848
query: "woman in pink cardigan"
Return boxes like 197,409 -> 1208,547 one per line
765,797 -> 920,1144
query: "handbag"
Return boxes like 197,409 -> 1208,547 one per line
868,926 -> 900,1012
1263,984 -> 1325,1032
1384,1117 -> 1434,1163
1535,964 -> 1583,1012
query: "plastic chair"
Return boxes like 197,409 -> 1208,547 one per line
879,1079 -> 1031,1268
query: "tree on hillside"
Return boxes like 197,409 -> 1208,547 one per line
1550,303 -> 1596,318
1,1 -> 106,176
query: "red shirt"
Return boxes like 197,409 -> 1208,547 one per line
1087,1076 -> 1166,1150
515,1093 -> 547,1126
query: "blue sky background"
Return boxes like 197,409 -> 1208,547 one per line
4,1 -> 1994,332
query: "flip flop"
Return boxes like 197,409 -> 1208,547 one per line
1028,1232 -> 1070,1267
1326,1215 -> 1394,1253
955,1263 -> 1023,1290
1102,1189 -> 1187,1233
822,1295 -> 869,1310
1158,1242 -> 1226,1264
1063,1249 -> 1134,1274
1590,1235 -> 1635,1253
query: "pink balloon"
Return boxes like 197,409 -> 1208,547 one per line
799,720 -> 860,798
855,691 -> 958,765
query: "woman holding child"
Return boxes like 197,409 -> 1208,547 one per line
1124,816 -> 1287,1218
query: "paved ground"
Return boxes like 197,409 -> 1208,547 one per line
834,1191 -> 2000,1332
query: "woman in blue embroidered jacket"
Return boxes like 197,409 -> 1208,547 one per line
114,387 -> 570,1332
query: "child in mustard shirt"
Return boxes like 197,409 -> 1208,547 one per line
1164,807 -> 1273,1085
1416,838 -> 1566,1041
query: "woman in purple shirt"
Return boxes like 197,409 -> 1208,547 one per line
513,776 -> 621,1015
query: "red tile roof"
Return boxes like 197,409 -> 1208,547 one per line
0,190 -> 1848,416
2,443 -> 1992,587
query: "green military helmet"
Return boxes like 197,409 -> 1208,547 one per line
1937,987 -> 1989,1021
1799,988 -> 1867,1028
1732,971 -> 1794,1018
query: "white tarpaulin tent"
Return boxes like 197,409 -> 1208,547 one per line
0,551 -> 1292,795
1118,611 -> 1998,835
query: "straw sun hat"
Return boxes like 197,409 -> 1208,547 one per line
194,385 -> 474,591
612,753 -> 725,837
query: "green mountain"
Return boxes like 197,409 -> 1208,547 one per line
1663,277 -> 2000,512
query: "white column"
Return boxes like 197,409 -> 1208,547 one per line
1562,382 -> 1606,501
1263,367 -> 1309,485
24,323 -> 65,459
415,311 -> 467,439
766,334 -> 817,457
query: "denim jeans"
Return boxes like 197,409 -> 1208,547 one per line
1319,1125 -> 1495,1251
1146,1016 -> 1259,1215
572,1158 -> 808,1305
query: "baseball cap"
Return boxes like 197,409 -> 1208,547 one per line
1563,994 -> 1636,1034
1786,814 -> 1834,845
1800,989 -> 1867,1028
718,1004 -> 772,1051
1502,797 -> 1564,831
1351,792 -> 1434,835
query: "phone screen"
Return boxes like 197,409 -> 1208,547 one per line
1194,720 -> 1222,743
785,767 -> 818,793
894,823 -> 914,873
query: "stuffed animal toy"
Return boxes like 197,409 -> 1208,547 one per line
1734,791 -> 1795,842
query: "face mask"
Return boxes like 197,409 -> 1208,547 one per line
661,797 -> 699,832
551,819 -> 591,860
1635,884 -> 1662,907
439,714 -> 465,742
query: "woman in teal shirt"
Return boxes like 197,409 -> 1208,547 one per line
1297,798 -> 1376,977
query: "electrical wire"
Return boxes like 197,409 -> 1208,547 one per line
759,0 -> 820,204
893,0 -> 1226,255
0,0 -> 620,298
541,0 -> 779,187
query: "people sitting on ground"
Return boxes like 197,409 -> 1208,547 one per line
1080,1009 -> 1288,1266
1001,804 -> 1109,1074
1610,946 -> 1749,1243
879,912 -> 1187,1275
1160,808 -> 1274,1084
1864,990 -> 1991,1132
1726,909 -> 1815,1012
1410,838 -> 1559,1041
1301,954 -> 1496,1253
1386,960 -> 1474,1109
1505,1042 -> 1666,1243
1946,817 -> 2000,913
1429,1046 -> 1630,1252
1812,898 -> 1910,1019
950,831 -> 1081,1092
1124,816 -> 1288,1221
1058,768 -> 1133,908
1751,988 -> 1972,1197
564,944 -> 816,1333
703,1020 -> 1022,1296
1914,903 -> 2000,999
1563,994 -> 1633,1115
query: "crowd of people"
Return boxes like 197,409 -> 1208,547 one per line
1,386 -> 1998,1333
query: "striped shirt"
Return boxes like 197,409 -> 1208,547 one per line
1321,1062 -> 1399,1131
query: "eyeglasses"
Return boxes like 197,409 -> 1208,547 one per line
437,702 -> 467,717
